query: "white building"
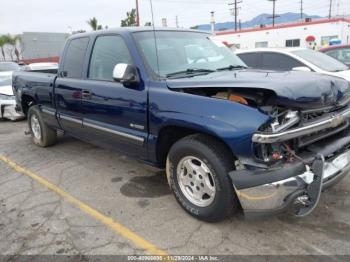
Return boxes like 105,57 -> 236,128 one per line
20,32 -> 69,62
214,17 -> 350,50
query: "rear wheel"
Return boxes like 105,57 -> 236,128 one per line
166,134 -> 239,222
28,105 -> 57,147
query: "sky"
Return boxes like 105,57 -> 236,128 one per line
1,0 -> 349,34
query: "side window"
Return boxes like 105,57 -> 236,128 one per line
238,53 -> 259,68
62,37 -> 89,78
261,52 -> 304,71
89,35 -> 133,81
285,39 -> 300,47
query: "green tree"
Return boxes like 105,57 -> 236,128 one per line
7,35 -> 21,61
87,17 -> 103,31
121,9 -> 137,27
0,35 -> 11,61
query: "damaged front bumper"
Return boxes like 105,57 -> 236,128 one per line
229,136 -> 350,218
0,99 -> 25,121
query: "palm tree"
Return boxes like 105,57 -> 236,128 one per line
7,35 -> 21,62
0,35 -> 10,61
87,17 -> 100,31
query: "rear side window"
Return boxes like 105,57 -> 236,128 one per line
261,52 -> 304,71
62,37 -> 89,78
237,53 -> 260,68
89,35 -> 133,81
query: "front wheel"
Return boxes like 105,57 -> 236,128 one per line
166,134 -> 239,222
28,105 -> 57,147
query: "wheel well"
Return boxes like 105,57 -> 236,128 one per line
21,95 -> 36,115
156,126 -> 235,168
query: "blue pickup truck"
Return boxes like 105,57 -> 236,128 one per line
13,28 -> 350,222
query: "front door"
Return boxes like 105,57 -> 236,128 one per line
80,34 -> 148,158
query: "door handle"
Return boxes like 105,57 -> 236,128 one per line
82,90 -> 92,99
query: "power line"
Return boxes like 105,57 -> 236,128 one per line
228,0 -> 242,31
268,0 -> 280,27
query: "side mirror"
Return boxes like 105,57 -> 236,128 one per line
113,64 -> 140,86
292,66 -> 312,72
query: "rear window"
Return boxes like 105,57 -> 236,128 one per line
62,37 -> 89,78
237,53 -> 259,68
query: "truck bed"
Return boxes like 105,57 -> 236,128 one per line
13,71 -> 57,113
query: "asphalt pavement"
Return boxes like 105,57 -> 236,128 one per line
1,120 -> 350,258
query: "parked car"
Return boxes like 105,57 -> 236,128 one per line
0,71 -> 24,120
22,62 -> 59,74
236,48 -> 350,81
0,62 -> 20,72
320,45 -> 350,67
13,28 -> 350,221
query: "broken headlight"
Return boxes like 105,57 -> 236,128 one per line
254,107 -> 300,163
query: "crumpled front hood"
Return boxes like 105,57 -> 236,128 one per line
166,70 -> 350,108
0,85 -> 14,96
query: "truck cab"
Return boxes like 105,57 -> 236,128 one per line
13,28 -> 350,222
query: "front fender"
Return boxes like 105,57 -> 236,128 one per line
149,86 -> 270,158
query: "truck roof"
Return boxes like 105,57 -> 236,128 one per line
68,27 -> 210,40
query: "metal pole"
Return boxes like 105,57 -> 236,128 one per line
268,0 -> 279,27
329,0 -> 333,19
136,0 -> 140,26
272,0 -> 276,26
210,11 -> 215,34
228,1 -> 242,32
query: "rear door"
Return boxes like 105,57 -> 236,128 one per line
80,34 -> 148,157
55,37 -> 89,135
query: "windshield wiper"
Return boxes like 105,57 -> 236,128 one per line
216,65 -> 248,71
166,68 -> 215,78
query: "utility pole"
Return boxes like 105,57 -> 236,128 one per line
162,18 -> 168,27
329,0 -> 333,19
210,11 -> 215,34
268,0 -> 279,27
136,0 -> 140,26
300,0 -> 303,20
228,0 -> 242,31
175,15 -> 179,28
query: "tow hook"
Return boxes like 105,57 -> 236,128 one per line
294,154 -> 325,217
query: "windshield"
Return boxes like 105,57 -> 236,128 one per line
0,62 -> 20,72
325,48 -> 350,65
0,74 -> 12,87
291,49 -> 348,72
133,31 -> 246,77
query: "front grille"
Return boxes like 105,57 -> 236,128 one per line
298,121 -> 349,147
298,105 -> 350,147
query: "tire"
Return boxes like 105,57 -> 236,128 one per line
27,105 -> 57,147
166,134 -> 239,222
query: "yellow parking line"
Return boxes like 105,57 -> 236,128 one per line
0,155 -> 167,256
